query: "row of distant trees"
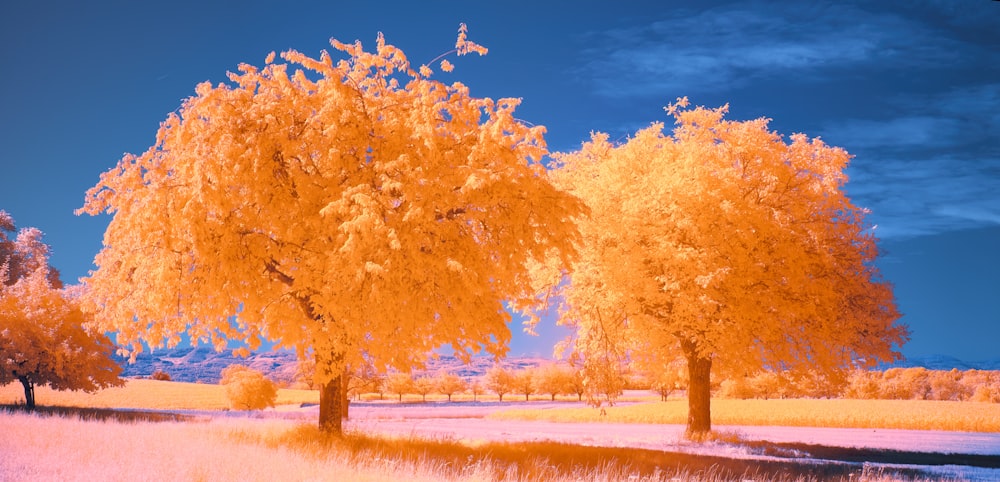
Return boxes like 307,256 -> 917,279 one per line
290,361 -> 1000,405
356,365 -> 588,403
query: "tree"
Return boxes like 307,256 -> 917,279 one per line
0,211 -> 123,410
412,376 -> 435,402
348,363 -> 384,401
434,372 -> 467,402
548,100 -> 907,434
385,372 -> 414,402
647,365 -> 686,402
513,368 -> 536,401
469,379 -> 485,402
76,26 -> 581,434
484,365 -> 514,402
535,363 -> 573,401
565,366 -> 587,402
221,365 -> 278,411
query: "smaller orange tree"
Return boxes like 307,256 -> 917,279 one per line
0,211 -> 122,409
549,101 -> 908,434
484,365 -> 514,402
434,373 -> 467,402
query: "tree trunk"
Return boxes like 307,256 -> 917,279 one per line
340,366 -> 350,420
681,340 -> 713,435
318,375 -> 344,433
316,351 -> 347,434
18,376 -> 35,411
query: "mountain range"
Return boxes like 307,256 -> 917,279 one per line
117,345 -> 547,385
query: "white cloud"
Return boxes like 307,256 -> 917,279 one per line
828,83 -> 1000,239
578,2 -> 960,97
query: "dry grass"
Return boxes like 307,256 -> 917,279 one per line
490,398 -> 1000,432
0,411 -> 461,482
0,409 -> 934,482
0,378 -> 318,410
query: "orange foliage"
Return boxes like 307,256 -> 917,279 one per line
77,26 -> 582,432
0,211 -> 123,409
548,100 -> 908,432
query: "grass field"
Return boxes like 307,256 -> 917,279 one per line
0,378 -> 318,410
1,409 -> 932,482
1,381 -> 988,481
490,398 -> 1000,433
5,380 -> 999,433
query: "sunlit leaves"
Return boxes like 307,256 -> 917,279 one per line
77,26 -> 581,401
550,99 -> 907,395
0,212 -> 123,408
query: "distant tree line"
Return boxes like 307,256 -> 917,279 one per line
289,360 -> 1000,405
715,366 -> 1000,403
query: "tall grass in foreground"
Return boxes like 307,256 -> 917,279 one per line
490,398 -> 1000,432
1,410 -> 940,482
0,378 -> 318,410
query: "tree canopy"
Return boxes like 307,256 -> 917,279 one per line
0,211 -> 123,409
548,100 -> 908,434
77,26 -> 581,432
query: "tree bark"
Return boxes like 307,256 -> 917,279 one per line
681,340 -> 713,435
340,366 -> 350,420
318,375 -> 344,433
316,352 -> 347,434
18,376 -> 36,411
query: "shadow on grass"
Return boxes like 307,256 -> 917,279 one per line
1,404 -> 197,423
746,440 -> 1000,469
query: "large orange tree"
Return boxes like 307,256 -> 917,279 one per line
549,100 -> 907,434
78,27 -> 582,433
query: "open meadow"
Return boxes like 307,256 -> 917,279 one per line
3,381 -> 1000,481
489,398 -> 1000,433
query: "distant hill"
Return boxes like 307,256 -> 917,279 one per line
118,346 -> 548,384
883,355 -> 1000,371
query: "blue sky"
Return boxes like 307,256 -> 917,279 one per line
1,1 -> 997,361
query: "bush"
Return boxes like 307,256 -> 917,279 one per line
151,370 -> 171,381
220,365 -> 277,411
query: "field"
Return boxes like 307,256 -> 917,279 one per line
490,398 -> 1000,433
0,378 -> 318,410
3,382 -> 999,481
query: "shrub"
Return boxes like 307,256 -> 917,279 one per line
220,365 -> 277,411
150,370 -> 171,381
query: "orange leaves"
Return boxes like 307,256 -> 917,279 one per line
456,23 -> 488,57
77,26 -> 582,402
552,101 -> 906,382
1,214 -> 123,404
